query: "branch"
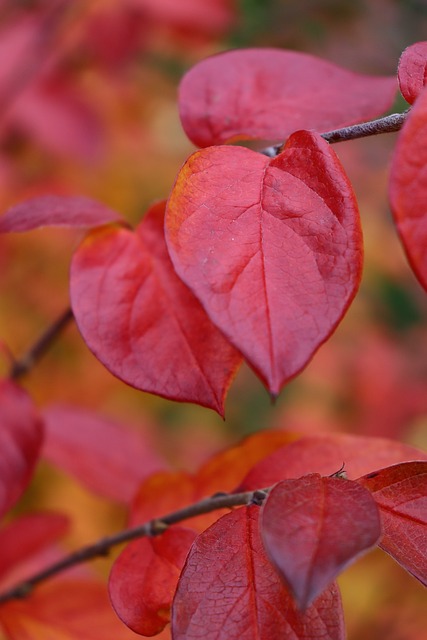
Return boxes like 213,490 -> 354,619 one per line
261,110 -> 410,157
9,307 -> 74,380
0,487 -> 269,605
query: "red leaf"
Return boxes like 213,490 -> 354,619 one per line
0,579 -> 141,640
178,48 -> 396,147
0,195 -> 124,233
240,434 -> 427,491
109,527 -> 197,636
70,201 -> 241,414
261,475 -> 381,610
42,405 -> 164,504
358,461 -> 427,586
166,131 -> 362,395
389,85 -> 427,290
0,380 -> 43,519
0,512 -> 69,584
398,41 -> 427,104
172,506 -> 345,640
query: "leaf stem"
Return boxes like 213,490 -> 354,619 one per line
261,110 -> 410,157
0,488 -> 268,605
9,307 -> 74,380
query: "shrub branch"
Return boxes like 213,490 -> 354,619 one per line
9,307 -> 74,380
0,487 -> 268,605
262,110 -> 409,157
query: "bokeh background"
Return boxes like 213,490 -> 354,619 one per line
0,1 -> 426,638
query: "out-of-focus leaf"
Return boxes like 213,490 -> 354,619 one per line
42,405 -> 164,504
0,195 -> 124,233
397,41 -> 427,104
240,434 -> 427,491
359,461 -> 427,585
195,429 -> 297,495
109,527 -> 196,636
130,431 -> 296,531
0,380 -> 43,519
389,85 -> 427,290
166,131 -> 362,395
261,475 -> 381,610
128,0 -> 235,34
0,512 -> 69,583
172,506 -> 345,639
70,201 -> 241,415
9,80 -> 104,161
178,48 -> 396,147
0,580 -> 141,639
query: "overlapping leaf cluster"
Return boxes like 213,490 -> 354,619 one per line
0,37 -> 426,640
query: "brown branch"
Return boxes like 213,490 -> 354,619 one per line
0,488 -> 268,605
261,110 -> 410,157
9,307 -> 74,380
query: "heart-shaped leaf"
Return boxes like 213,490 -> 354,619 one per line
179,48 -> 397,147
172,506 -> 345,640
166,130 -> 362,395
359,461 -> 427,585
70,201 -> 241,414
261,475 -> 381,610
389,85 -> 427,290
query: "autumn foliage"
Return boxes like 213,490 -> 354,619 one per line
0,3 -> 426,640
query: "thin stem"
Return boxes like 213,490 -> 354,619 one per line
9,307 -> 74,380
321,110 -> 409,143
0,488 -> 267,604
261,110 -> 410,157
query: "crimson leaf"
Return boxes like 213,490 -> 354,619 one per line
70,201 -> 241,414
358,461 -> 427,586
172,506 -> 345,640
261,475 -> 381,610
166,130 -> 362,395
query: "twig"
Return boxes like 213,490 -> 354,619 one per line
261,110 -> 410,157
0,488 -> 268,604
9,307 -> 74,380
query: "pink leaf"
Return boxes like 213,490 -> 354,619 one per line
166,131 -> 362,395
172,506 -> 345,639
179,48 -> 397,147
70,201 -> 241,415
389,85 -> 427,290
109,527 -> 197,636
0,195 -> 124,233
10,81 -> 104,161
261,475 -> 381,610
42,404 -> 164,504
358,461 -> 427,585
0,380 -> 43,519
398,41 -> 427,104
